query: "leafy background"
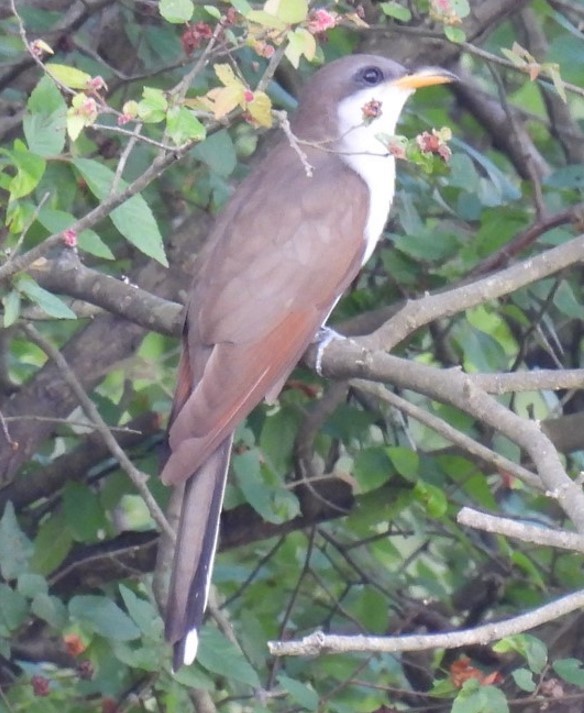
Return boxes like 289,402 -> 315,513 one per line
2,0 -> 584,711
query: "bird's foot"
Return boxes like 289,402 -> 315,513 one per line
313,327 -> 345,376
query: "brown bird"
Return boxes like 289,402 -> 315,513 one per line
161,53 -> 456,670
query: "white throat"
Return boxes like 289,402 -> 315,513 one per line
336,84 -> 413,265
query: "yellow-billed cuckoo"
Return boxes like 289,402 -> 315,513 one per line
161,53 -> 455,669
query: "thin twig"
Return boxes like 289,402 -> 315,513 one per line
22,323 -> 174,541
352,379 -> 542,490
273,110 -> 314,177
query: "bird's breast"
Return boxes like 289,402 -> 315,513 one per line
340,150 -> 396,266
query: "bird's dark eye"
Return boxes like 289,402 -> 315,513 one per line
360,66 -> 384,86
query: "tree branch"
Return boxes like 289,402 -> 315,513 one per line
268,590 -> 584,657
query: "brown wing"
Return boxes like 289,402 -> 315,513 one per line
161,143 -> 369,486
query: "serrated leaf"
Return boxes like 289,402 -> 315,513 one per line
3,290 -> 21,327
69,595 -> 141,641
278,674 -> 319,711
166,106 -> 206,144
46,63 -> 91,90
23,76 -> 67,157
285,27 -> 316,68
159,0 -> 194,22
138,87 -> 168,123
197,627 -> 261,686
0,503 -> 33,580
15,274 -> 77,319
72,158 -> 168,266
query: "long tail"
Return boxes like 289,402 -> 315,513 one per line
164,436 -> 232,671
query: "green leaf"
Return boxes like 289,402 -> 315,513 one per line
0,584 -> 28,634
493,634 -> 547,673
197,627 -> 261,687
46,63 -> 91,90
386,446 -> 419,481
265,0 -> 308,23
544,164 -> 584,189
414,480 -> 448,517
285,27 -> 316,68
17,573 -> 48,598
354,447 -> 393,491
246,9 -> 287,29
23,76 -> 67,157
554,658 -> 584,686
69,595 -> 141,641
30,513 -> 73,575
159,0 -> 194,23
138,87 -> 168,123
62,482 -> 108,542
452,679 -> 510,713
380,1 -> 412,21
451,0 -> 470,18
230,0 -> 253,15
233,450 -> 299,524
444,25 -> 466,43
2,140 -> 46,200
119,585 -> 162,639
193,129 -> 237,177
278,674 -> 319,711
512,667 -> 536,692
31,593 -> 68,629
259,406 -> 299,473
2,290 -> 21,327
111,638 -> 162,671
15,274 -> 77,319
38,207 -> 114,260
554,281 -> 583,319
72,158 -> 168,266
0,503 -> 33,580
166,106 -> 206,145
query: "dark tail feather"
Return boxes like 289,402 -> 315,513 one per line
164,436 -> 232,671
